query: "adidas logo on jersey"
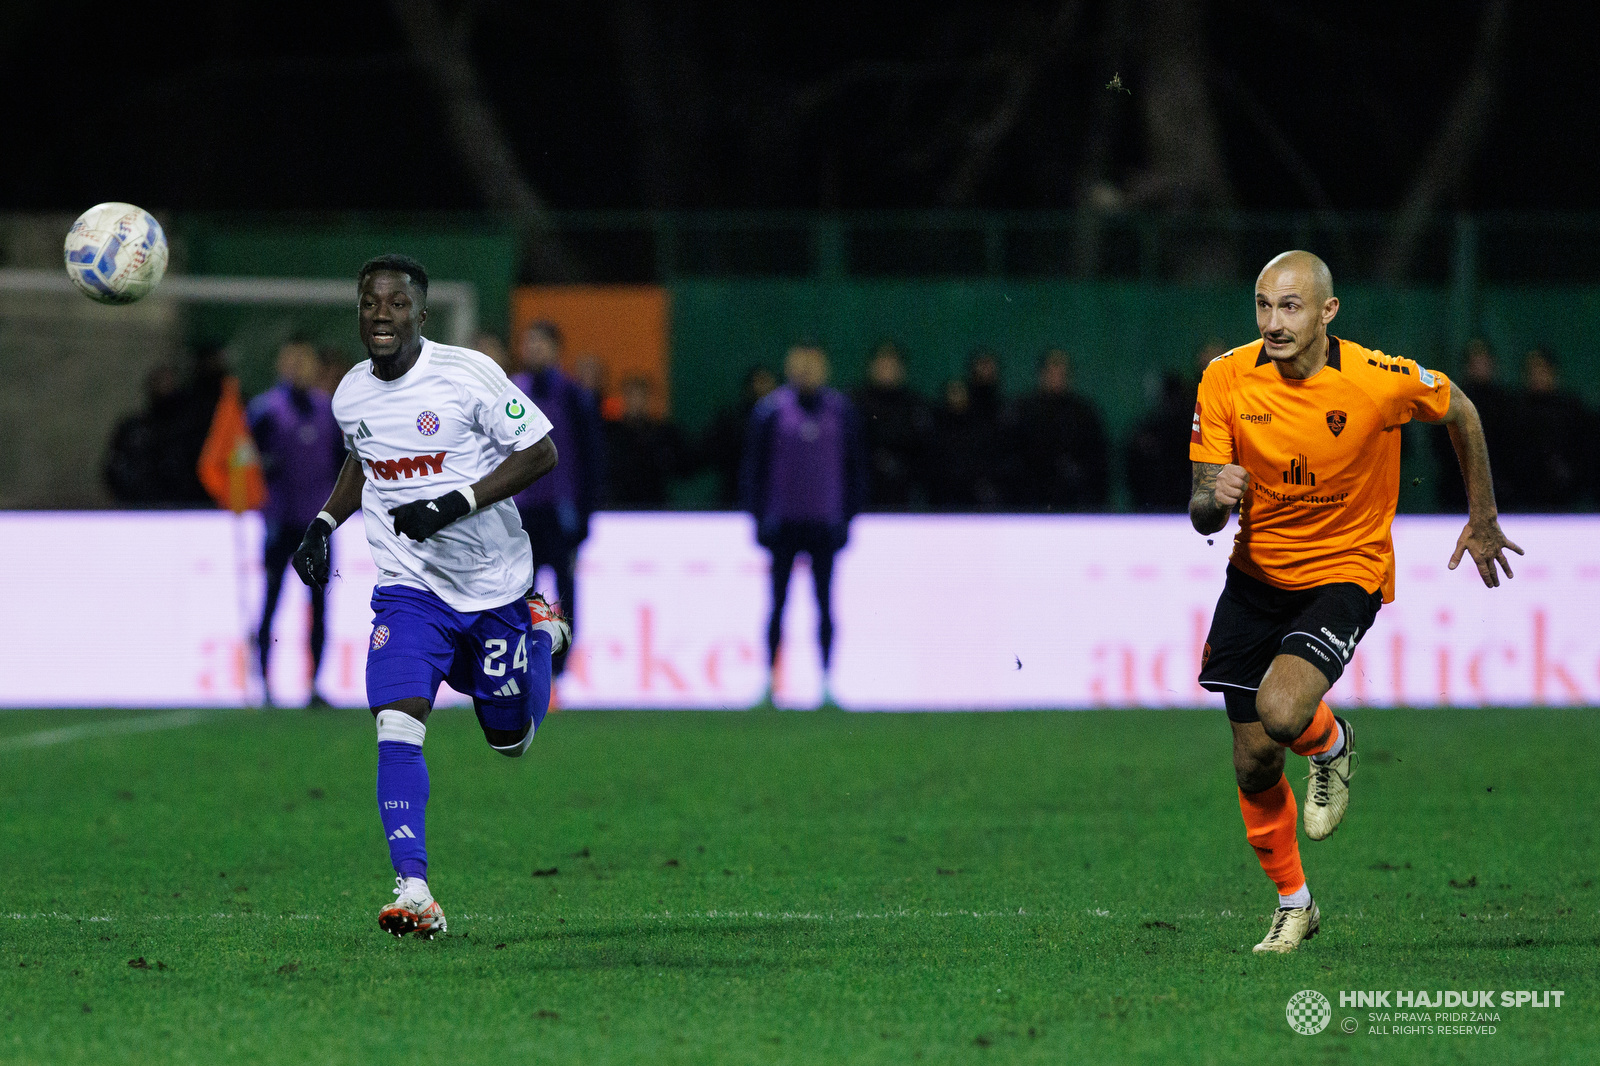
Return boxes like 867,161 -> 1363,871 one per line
366,452 -> 448,480
492,678 -> 522,698
345,421 -> 375,453
388,824 -> 417,841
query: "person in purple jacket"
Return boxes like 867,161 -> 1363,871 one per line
509,320 -> 605,676
740,343 -> 867,707
248,337 -> 347,706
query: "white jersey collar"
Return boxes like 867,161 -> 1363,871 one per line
364,338 -> 434,390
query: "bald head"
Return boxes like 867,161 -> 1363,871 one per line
1254,250 -> 1340,372
1258,250 -> 1333,305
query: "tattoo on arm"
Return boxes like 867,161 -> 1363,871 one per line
1190,462 -> 1229,535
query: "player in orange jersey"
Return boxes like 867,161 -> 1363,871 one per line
1190,251 -> 1521,953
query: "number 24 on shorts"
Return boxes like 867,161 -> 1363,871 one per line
482,635 -> 529,676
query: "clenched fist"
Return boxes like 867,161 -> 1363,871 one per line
1212,464 -> 1250,509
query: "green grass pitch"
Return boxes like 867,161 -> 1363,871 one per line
2,705 -> 1596,1064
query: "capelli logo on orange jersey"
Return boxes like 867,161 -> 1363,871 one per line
1241,412 -> 1273,424
367,451 -> 447,480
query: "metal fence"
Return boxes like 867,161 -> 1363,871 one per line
540,211 -> 1600,287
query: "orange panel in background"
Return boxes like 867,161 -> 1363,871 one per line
508,286 -> 671,418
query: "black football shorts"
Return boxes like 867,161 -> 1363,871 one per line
1198,565 -> 1381,723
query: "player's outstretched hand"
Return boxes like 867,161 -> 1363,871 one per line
291,516 -> 335,587
1448,517 -> 1524,588
1213,464 -> 1250,509
390,491 -> 472,542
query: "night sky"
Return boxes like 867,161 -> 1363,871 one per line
8,0 -> 1597,214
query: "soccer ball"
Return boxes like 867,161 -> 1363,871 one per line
63,202 -> 169,305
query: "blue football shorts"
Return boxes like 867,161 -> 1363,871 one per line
365,583 -> 542,738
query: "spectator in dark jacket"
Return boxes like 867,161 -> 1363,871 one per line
966,348 -> 1007,422
1012,348 -> 1109,510
164,343 -> 232,506
604,376 -> 689,507
741,344 -> 866,706
104,363 -> 183,505
932,349 -> 1014,509
854,340 -> 932,510
701,365 -> 778,507
105,344 -> 231,507
929,377 -> 1006,510
471,331 -> 513,375
316,344 -> 355,395
1505,346 -> 1592,512
1433,339 -> 1518,512
1125,369 -> 1197,512
509,320 -> 605,675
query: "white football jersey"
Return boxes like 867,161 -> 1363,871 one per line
332,339 -> 554,612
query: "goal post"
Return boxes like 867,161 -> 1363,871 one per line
0,268 -> 478,344
0,267 -> 480,511
0,268 -> 483,704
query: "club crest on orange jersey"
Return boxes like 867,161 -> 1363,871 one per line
1326,410 -> 1347,437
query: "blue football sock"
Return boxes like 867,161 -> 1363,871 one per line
528,630 -> 554,733
375,710 -> 429,881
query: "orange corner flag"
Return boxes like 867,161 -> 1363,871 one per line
197,377 -> 267,513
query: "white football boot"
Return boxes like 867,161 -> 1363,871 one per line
1253,898 -> 1320,953
1303,717 -> 1356,841
527,593 -> 572,655
378,876 -> 447,939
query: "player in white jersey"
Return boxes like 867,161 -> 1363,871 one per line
290,254 -> 572,938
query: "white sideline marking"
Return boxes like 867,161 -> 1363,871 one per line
6,912 -> 322,922
0,902 -> 1548,921
0,708 -> 235,752
4,905 -> 1563,925
6,909 -> 1101,924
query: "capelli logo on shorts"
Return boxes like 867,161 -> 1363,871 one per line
1321,625 -> 1359,661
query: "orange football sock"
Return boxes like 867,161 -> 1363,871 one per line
1238,775 -> 1305,896
1289,700 -> 1339,757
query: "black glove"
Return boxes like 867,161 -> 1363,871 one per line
389,490 -> 472,542
291,516 -> 335,587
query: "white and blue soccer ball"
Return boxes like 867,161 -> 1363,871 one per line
63,202 -> 169,305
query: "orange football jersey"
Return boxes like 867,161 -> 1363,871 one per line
1189,336 -> 1452,602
